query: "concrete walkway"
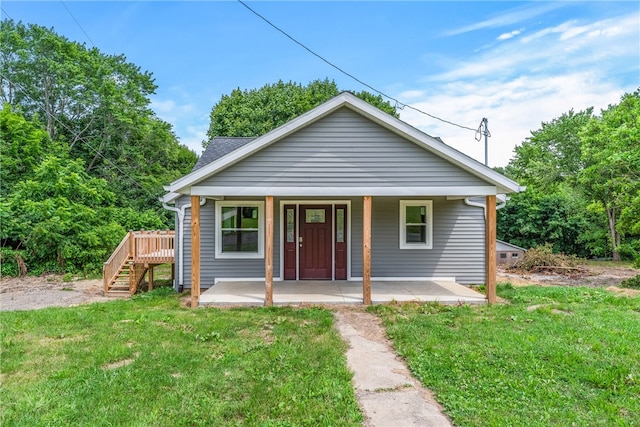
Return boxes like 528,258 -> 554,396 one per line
334,309 -> 453,427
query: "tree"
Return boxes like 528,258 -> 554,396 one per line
506,108 -> 593,191
0,104 -> 54,196
1,155 -> 123,273
497,188 -> 602,257
204,79 -> 398,147
0,22 -> 199,273
579,90 -> 640,261
0,20 -> 196,212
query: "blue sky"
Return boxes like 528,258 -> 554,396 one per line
3,1 -> 638,166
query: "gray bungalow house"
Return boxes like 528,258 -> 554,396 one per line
163,92 -> 522,306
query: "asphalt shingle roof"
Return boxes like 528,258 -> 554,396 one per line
192,137 -> 255,171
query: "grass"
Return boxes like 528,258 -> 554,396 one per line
370,284 -> 640,427
583,259 -> 635,269
0,289 -> 362,426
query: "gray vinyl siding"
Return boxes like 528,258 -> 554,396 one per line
176,196 -> 279,289
350,197 -> 485,284
174,195 -> 485,287
200,108 -> 488,188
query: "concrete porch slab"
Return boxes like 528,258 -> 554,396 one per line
199,280 -> 486,306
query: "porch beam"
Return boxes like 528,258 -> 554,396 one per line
363,196 -> 372,305
265,196 -> 274,306
191,195 -> 201,308
486,195 -> 497,304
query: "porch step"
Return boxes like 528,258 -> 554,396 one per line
105,290 -> 131,297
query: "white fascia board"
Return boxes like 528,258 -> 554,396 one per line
190,185 -> 498,197
167,94 -> 353,194
162,192 -> 181,204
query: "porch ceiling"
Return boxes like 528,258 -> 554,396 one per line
199,280 -> 487,306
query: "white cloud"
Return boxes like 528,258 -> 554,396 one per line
445,3 -> 564,36
150,99 -> 175,114
150,96 -> 206,155
497,30 -> 522,41
431,11 -> 639,83
398,73 -> 629,167
179,126 -> 207,154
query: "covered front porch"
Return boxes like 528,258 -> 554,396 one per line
188,195 -> 499,307
199,279 -> 487,306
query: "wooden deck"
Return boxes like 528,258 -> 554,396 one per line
103,230 -> 175,296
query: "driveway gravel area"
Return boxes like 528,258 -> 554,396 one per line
0,275 -> 124,311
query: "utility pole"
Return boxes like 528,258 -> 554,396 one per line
476,118 -> 491,166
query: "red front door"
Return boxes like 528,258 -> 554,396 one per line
299,205 -> 332,279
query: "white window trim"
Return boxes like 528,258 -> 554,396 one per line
399,200 -> 433,250
215,201 -> 265,259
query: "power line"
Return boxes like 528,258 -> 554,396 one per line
237,0 -> 477,132
1,7 -> 14,20
60,1 -> 96,47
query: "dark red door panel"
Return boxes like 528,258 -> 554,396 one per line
299,205 -> 332,279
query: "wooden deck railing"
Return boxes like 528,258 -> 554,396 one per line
103,230 -> 175,294
131,230 -> 175,264
103,231 -> 133,293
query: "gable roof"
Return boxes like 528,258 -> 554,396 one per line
496,240 -> 527,252
164,92 -> 523,202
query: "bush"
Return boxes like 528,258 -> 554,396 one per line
0,248 -> 27,277
620,275 -> 640,290
617,241 -> 639,261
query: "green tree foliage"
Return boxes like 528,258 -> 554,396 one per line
0,104 -> 54,195
1,155 -> 123,273
204,79 -> 398,147
579,90 -> 640,261
0,21 -> 198,274
0,20 -> 196,212
506,108 -> 593,191
497,189 -> 604,258
501,90 -> 639,261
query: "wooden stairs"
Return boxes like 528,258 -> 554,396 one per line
103,230 -> 175,296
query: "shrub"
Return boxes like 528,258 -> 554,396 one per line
0,248 -> 27,277
620,275 -> 640,290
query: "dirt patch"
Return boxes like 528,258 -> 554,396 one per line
1,263 -> 637,312
334,306 -> 390,343
101,352 -> 140,370
0,275 -> 126,311
497,264 -> 638,288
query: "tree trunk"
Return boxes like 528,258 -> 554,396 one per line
606,206 -> 621,261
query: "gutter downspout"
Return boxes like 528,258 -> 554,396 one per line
464,194 -> 508,219
163,197 -> 206,291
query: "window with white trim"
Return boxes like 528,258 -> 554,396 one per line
215,201 -> 264,258
399,200 -> 433,249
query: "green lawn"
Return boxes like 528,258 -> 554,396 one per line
0,289 -> 362,426
4,284 -> 639,427
371,284 -> 640,426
